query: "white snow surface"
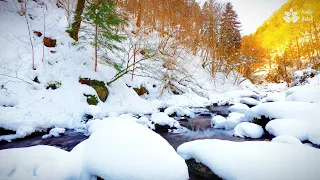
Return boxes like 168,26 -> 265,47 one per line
243,101 -> 320,123
271,135 -> 302,145
211,115 -> 227,129
82,117 -> 189,180
234,122 -> 264,138
228,103 -> 249,114
285,85 -> 320,103
177,139 -> 320,180
0,0 -> 259,141
266,119 -> 309,141
164,106 -> 195,118
240,97 -> 260,106
150,112 -> 180,128
42,127 -> 66,139
0,145 -> 81,180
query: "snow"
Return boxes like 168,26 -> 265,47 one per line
285,85 -> 320,103
164,106 -> 195,118
265,119 -> 309,141
211,115 -> 227,129
271,135 -> 302,145
225,112 -> 244,130
82,117 -> 189,180
177,139 -> 320,180
228,103 -> 249,114
150,112 -> 180,128
0,145 -> 72,179
234,122 -> 264,138
42,127 -> 66,139
240,97 -> 260,106
224,90 -> 260,100
243,101 -> 320,123
308,126 -> 320,145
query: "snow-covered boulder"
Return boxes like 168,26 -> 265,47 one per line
82,118 -> 189,180
177,139 -> 320,180
240,97 -> 260,106
225,112 -> 244,130
228,103 -> 249,114
271,135 -> 302,145
265,119 -> 309,141
308,126 -> 320,145
164,106 -> 195,117
211,115 -> 226,129
243,101 -> 320,123
234,122 -> 264,138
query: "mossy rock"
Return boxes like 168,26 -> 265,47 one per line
79,78 -> 109,102
133,85 -> 149,96
86,95 -> 98,105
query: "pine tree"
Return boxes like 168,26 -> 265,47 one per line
219,2 -> 241,64
83,0 -> 126,72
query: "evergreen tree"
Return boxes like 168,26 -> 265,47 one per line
83,0 -> 126,72
219,2 -> 241,64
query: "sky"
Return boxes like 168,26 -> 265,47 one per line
197,0 -> 288,36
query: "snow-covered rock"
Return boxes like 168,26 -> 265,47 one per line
228,103 -> 249,114
211,115 -> 227,129
225,112 -> 244,130
240,97 -> 260,106
177,139 -> 320,180
234,122 -> 264,138
243,101 -> 320,123
271,135 -> 302,145
42,127 -> 66,139
82,117 -> 189,180
265,119 -> 309,141
164,106 -> 195,117
308,126 -> 320,145
150,112 -> 180,128
224,90 -> 260,100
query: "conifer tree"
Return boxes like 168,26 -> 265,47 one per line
219,2 -> 241,64
83,0 -> 126,72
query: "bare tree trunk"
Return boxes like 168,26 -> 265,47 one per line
94,22 -> 98,72
69,0 -> 85,41
131,44 -> 136,81
136,0 -> 142,27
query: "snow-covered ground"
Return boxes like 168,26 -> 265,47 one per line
1,0 -> 320,179
0,0 -> 258,142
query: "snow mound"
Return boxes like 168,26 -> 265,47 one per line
271,135 -> 302,145
285,85 -> 320,103
308,126 -> 320,145
234,122 -> 264,138
225,112 -> 244,130
0,145 -> 76,179
83,118 -> 189,180
228,103 -> 249,114
243,101 -> 320,123
265,119 -> 309,141
164,106 -> 195,117
240,97 -> 260,106
42,127 -> 66,139
177,139 -> 320,180
211,115 -> 227,129
150,112 -> 180,128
